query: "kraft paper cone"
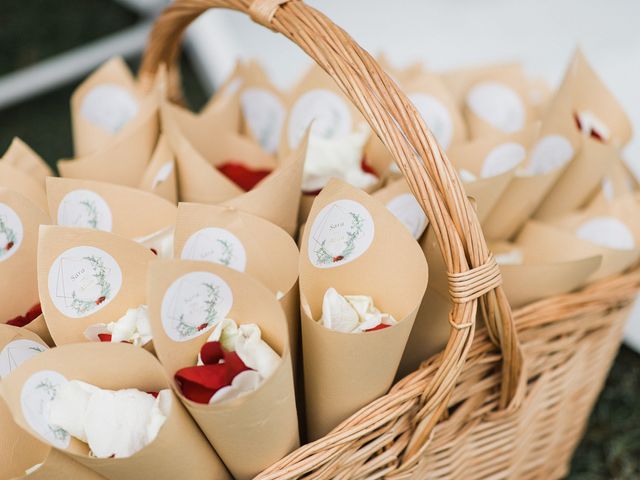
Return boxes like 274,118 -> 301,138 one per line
1,138 -> 52,186
173,202 -> 300,366
236,61 -> 287,154
59,102 -> 159,187
403,71 -> 468,150
372,179 -> 429,240
557,49 -> 632,147
46,177 -> 176,242
299,179 -> 428,439
280,64 -> 364,157
162,100 -> 306,235
483,105 -> 582,240
23,315 -> 54,347
516,220 -> 640,282
443,62 -> 522,103
0,189 -> 50,324
147,260 -> 299,480
397,226 -> 450,377
37,226 -> 155,345
0,342 -> 229,480
490,241 -> 602,308
588,157 -> 638,210
447,129 -> 534,223
0,163 -> 48,212
137,135 -> 178,204
0,325 -> 103,480
71,57 -> 158,157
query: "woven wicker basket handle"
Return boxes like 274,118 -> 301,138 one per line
140,0 -> 525,462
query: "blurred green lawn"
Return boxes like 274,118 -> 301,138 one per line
0,1 -> 638,478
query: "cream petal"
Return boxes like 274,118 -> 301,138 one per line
209,370 -> 263,405
235,324 -> 280,379
321,288 -> 359,332
49,380 -> 99,442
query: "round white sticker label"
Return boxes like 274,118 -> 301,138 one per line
21,370 -> 71,448
181,227 -> 247,272
287,89 -> 352,149
241,88 -> 286,154
480,142 -> 526,178
466,82 -> 525,133
80,84 -> 139,134
0,339 -> 48,379
524,135 -> 574,175
576,217 -> 636,251
57,189 -> 112,232
161,271 -> 233,341
0,203 -> 24,262
386,193 -> 428,240
308,199 -> 374,268
47,246 -> 123,318
408,93 -> 454,149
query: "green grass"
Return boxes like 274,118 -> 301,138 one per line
0,1 -> 638,478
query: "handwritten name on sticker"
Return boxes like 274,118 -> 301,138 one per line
161,271 -> 233,341
47,246 -> 123,318
308,199 -> 374,268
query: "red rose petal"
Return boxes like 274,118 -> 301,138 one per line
360,156 -> 377,177
217,162 -> 272,192
364,323 -> 392,332
6,303 -> 41,327
146,391 -> 159,398
150,248 -> 158,256
223,351 -> 250,378
97,333 -> 113,342
200,341 -> 225,365
175,364 -> 232,404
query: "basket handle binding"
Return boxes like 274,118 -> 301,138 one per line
140,0 -> 526,466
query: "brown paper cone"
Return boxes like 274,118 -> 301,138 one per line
0,189 -> 50,323
557,49 -> 632,147
376,53 -> 425,87
452,64 -> 533,138
137,135 -> 178,204
516,220 -> 640,282
46,177 -> 176,241
37,226 -> 155,345
147,260 -> 299,480
0,325 -> 103,480
490,241 -> 602,308
24,315 -> 54,348
403,71 -> 468,149
299,179 -> 428,439
173,202 -> 300,368
70,57 -> 158,157
1,138 -> 52,186
59,103 -> 159,187
588,157 -> 638,210
372,179 -> 429,240
483,103 -> 582,240
0,342 -> 229,480
0,164 -> 48,213
447,129 -> 535,223
280,64 -> 364,157
162,99 -> 306,235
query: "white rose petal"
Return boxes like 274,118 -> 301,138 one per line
320,288 -> 359,332
302,127 -> 376,192
209,370 -> 263,405
235,324 -> 281,379
107,305 -> 152,347
49,380 -> 100,442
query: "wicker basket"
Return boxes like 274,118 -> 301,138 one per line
139,1 -> 640,478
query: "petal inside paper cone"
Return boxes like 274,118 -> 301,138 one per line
6,303 -> 42,327
217,161 -> 272,191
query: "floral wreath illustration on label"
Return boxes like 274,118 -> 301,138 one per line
308,199 -> 375,268
21,370 -> 71,448
181,227 -> 247,272
0,203 -> 23,262
47,246 -> 123,318
57,189 -> 113,232
161,271 -> 233,341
